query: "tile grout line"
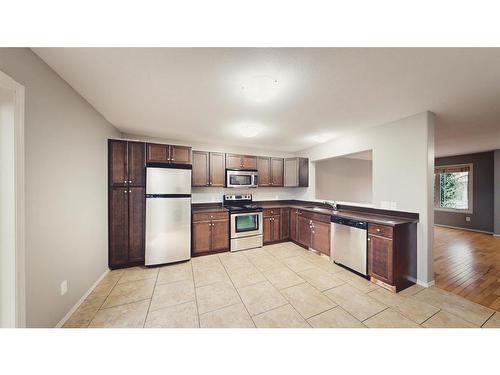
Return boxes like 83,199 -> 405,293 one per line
83,274 -> 122,328
218,252 -> 256,327
418,309 -> 442,326
480,310 -> 496,328
142,269 -> 160,328
190,261 -> 201,328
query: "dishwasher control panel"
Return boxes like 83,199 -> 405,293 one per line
331,216 -> 368,229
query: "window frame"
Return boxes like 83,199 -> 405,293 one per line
434,163 -> 474,214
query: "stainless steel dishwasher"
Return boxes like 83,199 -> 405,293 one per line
331,217 -> 368,275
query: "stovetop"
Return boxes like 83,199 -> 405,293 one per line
222,194 -> 262,213
224,204 -> 263,213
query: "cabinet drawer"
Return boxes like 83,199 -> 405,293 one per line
263,208 -> 280,217
368,223 -> 393,238
192,211 -> 229,222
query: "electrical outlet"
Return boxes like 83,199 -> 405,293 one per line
465,216 -> 471,222
60,280 -> 68,296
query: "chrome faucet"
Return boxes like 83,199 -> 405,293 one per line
324,200 -> 338,211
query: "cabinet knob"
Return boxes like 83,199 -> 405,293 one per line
128,180 -> 132,183
123,180 -> 127,183
377,228 -> 381,232
367,238 -> 371,241
124,190 -> 128,194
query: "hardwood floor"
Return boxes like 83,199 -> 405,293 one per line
434,226 -> 500,311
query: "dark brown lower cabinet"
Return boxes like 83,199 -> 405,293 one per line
367,223 -> 417,292
192,212 -> 229,256
109,187 -> 145,268
298,216 -> 312,247
310,220 -> 330,256
263,215 -> 281,244
281,208 -> 290,240
290,209 -> 299,241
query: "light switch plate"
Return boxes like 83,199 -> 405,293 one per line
466,216 -> 471,222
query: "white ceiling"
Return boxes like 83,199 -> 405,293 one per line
33,48 -> 500,156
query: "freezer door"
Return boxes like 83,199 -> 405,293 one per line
145,197 -> 191,265
146,167 -> 192,195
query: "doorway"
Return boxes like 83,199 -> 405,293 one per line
0,70 -> 25,327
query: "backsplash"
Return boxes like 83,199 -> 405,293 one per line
191,187 -> 308,203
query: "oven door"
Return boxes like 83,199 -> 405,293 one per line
226,170 -> 258,188
231,212 -> 263,238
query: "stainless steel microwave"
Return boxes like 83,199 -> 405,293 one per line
226,169 -> 258,188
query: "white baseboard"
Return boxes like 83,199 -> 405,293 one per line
416,279 -> 435,288
494,234 -> 500,237
434,224 -> 493,235
55,268 -> 109,328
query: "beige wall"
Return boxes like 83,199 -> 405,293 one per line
315,157 -> 373,204
0,48 -> 120,327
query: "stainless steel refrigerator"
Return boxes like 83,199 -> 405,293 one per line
145,166 -> 191,266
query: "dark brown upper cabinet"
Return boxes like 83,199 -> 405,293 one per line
257,157 -> 283,187
109,140 -> 145,187
225,153 -> 257,170
192,151 -> 225,187
284,157 -> 309,187
257,157 -> 271,186
146,143 -> 192,165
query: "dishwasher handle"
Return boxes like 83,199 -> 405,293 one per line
331,216 -> 368,230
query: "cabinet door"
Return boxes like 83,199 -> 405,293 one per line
128,142 -> 145,187
263,216 -> 273,244
242,155 -> 257,170
170,145 -> 192,165
192,151 -> 209,186
109,140 -> 128,186
226,154 -> 242,169
109,188 -> 129,267
257,157 -> 271,186
298,216 -> 311,247
209,152 -> 226,187
211,219 -> 229,251
284,158 -> 298,186
311,220 -> 330,256
368,235 -> 393,285
281,208 -> 290,240
270,158 -> 284,186
271,216 -> 281,241
192,221 -> 212,255
146,143 -> 169,164
290,210 -> 298,241
128,187 -> 145,262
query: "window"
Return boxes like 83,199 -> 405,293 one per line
434,163 -> 473,213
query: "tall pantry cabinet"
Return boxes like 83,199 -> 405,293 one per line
108,139 -> 146,268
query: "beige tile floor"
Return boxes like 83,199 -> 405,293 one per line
63,242 -> 500,328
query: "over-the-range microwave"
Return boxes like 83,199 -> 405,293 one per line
226,169 -> 258,188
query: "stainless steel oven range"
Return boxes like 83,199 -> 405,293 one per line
223,194 -> 263,252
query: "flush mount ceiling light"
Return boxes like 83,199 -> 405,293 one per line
309,132 -> 336,143
233,121 -> 265,138
241,75 -> 279,103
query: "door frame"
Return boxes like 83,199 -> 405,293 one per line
0,69 -> 26,327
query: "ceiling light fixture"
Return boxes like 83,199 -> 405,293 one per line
309,133 -> 335,143
241,75 -> 279,103
233,121 -> 265,138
